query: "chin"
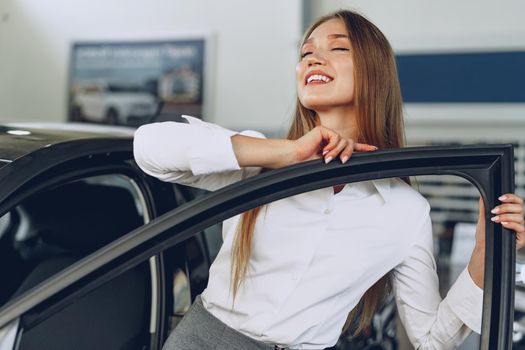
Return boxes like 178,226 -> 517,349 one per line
301,100 -> 335,112
301,95 -> 355,112
300,96 -> 327,109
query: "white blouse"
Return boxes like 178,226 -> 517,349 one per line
133,115 -> 483,350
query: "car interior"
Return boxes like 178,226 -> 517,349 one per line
0,175 -> 152,350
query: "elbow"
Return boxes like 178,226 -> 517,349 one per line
133,124 -> 158,174
132,122 -> 192,180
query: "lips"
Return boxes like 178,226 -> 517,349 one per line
305,70 -> 334,85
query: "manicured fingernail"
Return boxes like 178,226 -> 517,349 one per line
341,155 -> 349,163
322,150 -> 329,156
372,146 -> 378,150
324,156 -> 332,164
502,221 -> 509,225
491,208 -> 499,214
491,216 -> 499,221
499,195 -> 507,201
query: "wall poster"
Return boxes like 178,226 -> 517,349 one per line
68,39 -> 206,126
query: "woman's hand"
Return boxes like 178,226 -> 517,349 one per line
231,125 -> 377,170
468,193 -> 525,288
294,125 -> 378,164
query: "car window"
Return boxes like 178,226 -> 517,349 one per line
158,177 -> 487,350
0,174 -> 157,350
17,260 -> 152,350
392,175 -> 483,349
516,250 -> 525,347
0,174 -> 147,307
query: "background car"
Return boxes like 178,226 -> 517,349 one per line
71,83 -> 158,125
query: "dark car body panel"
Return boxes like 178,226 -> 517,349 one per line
0,124 -> 137,215
0,124 -> 132,163
0,143 -> 515,349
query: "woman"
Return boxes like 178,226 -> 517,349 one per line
134,10 -> 525,350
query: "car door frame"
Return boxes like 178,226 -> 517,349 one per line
0,138 -> 181,349
0,143 -> 515,350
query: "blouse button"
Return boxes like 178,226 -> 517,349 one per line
323,208 -> 331,215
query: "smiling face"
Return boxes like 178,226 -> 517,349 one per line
296,18 -> 355,112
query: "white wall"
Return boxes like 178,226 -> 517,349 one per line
308,0 -> 525,52
0,0 -> 302,131
2,1 -> 524,133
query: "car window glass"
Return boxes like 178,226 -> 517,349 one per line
516,249 -> 525,347
392,175 -> 483,349
17,259 -> 152,350
157,176 -> 488,350
0,174 -> 147,308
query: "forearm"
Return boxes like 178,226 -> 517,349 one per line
231,134 -> 296,169
467,245 -> 485,288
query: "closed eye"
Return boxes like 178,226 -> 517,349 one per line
332,48 -> 349,52
301,52 -> 312,58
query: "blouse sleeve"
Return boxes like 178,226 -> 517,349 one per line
392,209 -> 484,349
133,115 -> 265,191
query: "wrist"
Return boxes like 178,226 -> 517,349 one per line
286,140 -> 300,167
269,139 -> 297,169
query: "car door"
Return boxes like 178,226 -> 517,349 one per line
0,144 -> 515,350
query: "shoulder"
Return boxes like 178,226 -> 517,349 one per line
387,178 -> 432,246
389,177 -> 430,215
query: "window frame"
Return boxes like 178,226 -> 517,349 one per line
0,143 -> 515,350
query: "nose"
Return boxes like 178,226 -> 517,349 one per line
306,51 -> 326,66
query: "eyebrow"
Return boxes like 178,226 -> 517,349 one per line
303,34 -> 350,45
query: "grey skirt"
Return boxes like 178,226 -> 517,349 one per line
162,295 -> 288,350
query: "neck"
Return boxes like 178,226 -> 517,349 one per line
315,106 -> 358,140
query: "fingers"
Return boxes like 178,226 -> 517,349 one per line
329,138 -> 352,164
498,193 -> 523,204
317,126 -> 378,164
491,192 -> 524,226
339,141 -> 355,164
500,221 -> 525,235
322,137 -> 344,164
491,203 -> 524,215
354,143 -> 379,152
491,193 -> 525,250
319,128 -> 341,160
491,213 -> 524,224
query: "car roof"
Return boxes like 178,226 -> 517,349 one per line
0,122 -> 135,165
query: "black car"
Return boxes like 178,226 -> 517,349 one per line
0,123 -> 515,350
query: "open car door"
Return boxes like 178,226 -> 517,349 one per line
0,144 -> 515,350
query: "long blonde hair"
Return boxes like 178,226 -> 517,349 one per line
231,9 -> 409,335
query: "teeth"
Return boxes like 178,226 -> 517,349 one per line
307,74 -> 332,84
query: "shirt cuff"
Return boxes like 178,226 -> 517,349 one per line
181,115 -> 241,175
443,267 -> 484,334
